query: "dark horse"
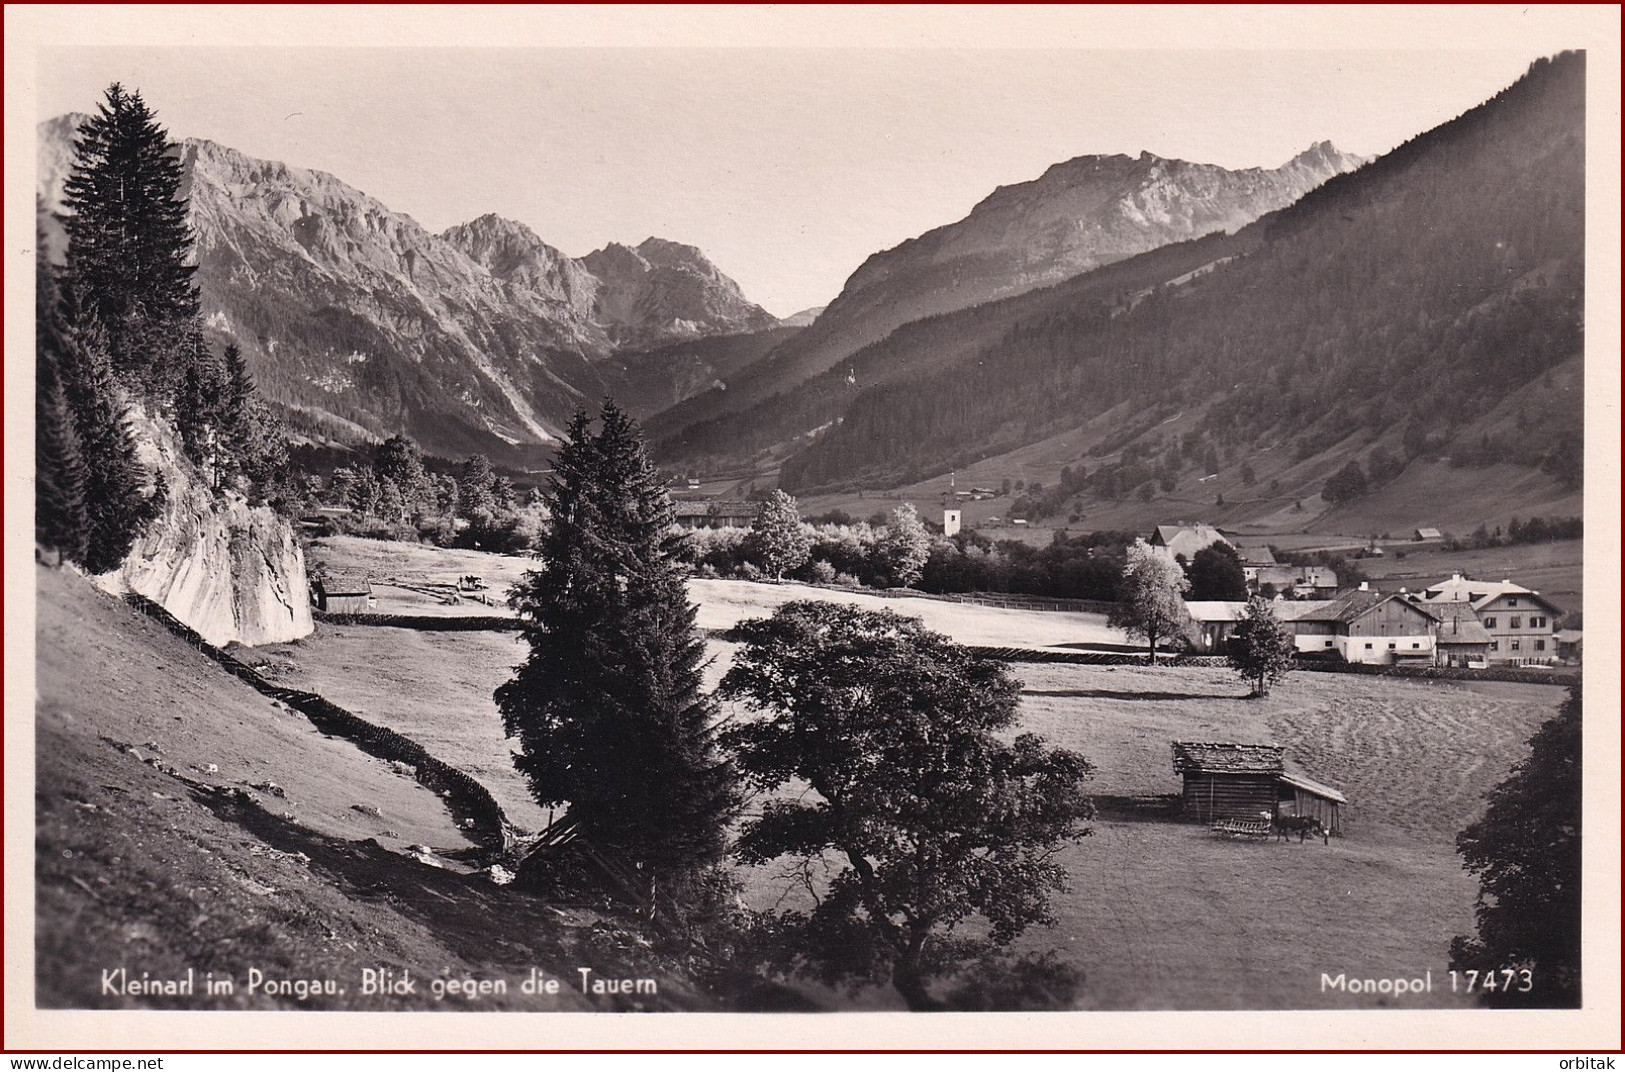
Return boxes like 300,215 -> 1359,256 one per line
1273,815 -> 1329,844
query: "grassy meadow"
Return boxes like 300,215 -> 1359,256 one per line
283,537 -> 1570,1010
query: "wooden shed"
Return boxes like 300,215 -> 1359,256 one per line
1171,742 -> 1283,824
1172,741 -> 1348,835
1277,772 -> 1347,835
312,571 -> 373,613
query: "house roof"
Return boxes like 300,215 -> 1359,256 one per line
1422,600 -> 1495,644
1279,771 -> 1349,805
673,499 -> 760,520
1414,527 -> 1443,539
1273,600 -> 1339,621
1421,574 -> 1559,613
1149,523 -> 1232,561
1557,629 -> 1583,644
318,571 -> 371,595
1171,741 -> 1284,776
1184,600 -> 1249,623
1290,588 -> 1439,625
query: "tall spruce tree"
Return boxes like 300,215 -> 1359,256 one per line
496,402 -> 737,915
36,314 -> 90,564
61,83 -> 199,394
39,262 -> 155,574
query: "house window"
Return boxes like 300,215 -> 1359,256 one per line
1324,640 -> 1333,648
1484,617 -> 1497,628
1511,640 -> 1521,651
1507,597 -> 1519,606
1532,616 -> 1546,628
1491,640 -> 1500,651
1510,616 -> 1522,629
1536,640 -> 1547,651
1412,642 -> 1420,649
1364,643 -> 1373,650
1388,642 -> 1397,650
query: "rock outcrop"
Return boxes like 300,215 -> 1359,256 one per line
94,409 -> 312,647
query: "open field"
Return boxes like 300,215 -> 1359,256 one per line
275,540 -> 1573,1009
311,535 -> 1134,650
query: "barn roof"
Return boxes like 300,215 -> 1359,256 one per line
1279,771 -> 1349,805
1183,600 -> 1249,623
318,571 -> 372,595
1289,589 -> 1439,625
1171,741 -> 1284,775
1423,601 -> 1494,644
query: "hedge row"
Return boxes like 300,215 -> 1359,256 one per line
964,642 -> 1569,684
1290,659 -> 1572,686
314,611 -> 520,632
126,595 -> 513,853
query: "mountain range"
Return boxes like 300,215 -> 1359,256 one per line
36,115 -> 780,463
37,53 -> 1584,537
643,141 -> 1366,445
764,53 -> 1584,530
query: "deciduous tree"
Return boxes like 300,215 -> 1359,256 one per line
719,602 -> 1093,1010
1188,541 -> 1247,601
877,502 -> 930,588
745,489 -> 811,579
1107,539 -> 1193,663
1450,684 -> 1580,1007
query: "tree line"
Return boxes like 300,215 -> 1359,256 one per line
36,83 -> 294,571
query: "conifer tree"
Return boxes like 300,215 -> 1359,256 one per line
497,401 -> 737,914
36,320 -> 89,564
61,83 -> 199,394
39,263 -> 155,574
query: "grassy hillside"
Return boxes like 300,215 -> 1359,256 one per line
33,564 -> 710,1012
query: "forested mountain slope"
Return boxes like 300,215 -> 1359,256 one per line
777,53 -> 1584,501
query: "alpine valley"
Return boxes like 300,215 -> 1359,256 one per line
38,53 -> 1584,538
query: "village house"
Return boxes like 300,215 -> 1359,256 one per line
1147,523 -> 1232,564
1408,598 -> 1494,667
1252,564 -> 1340,598
1418,573 -> 1562,665
1183,601 -> 1246,653
671,499 -> 762,530
1170,742 -> 1347,834
1280,585 -> 1439,665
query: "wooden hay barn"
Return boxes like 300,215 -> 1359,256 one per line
312,572 -> 373,613
1171,741 -> 1346,834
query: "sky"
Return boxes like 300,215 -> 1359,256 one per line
28,31 -> 1555,317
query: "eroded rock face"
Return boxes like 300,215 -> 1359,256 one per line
94,410 -> 312,647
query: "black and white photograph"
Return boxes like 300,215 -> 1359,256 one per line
6,4 -> 1619,1052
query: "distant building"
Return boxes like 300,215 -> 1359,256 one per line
1170,741 -> 1346,834
1183,601 -> 1247,654
1556,629 -> 1583,664
1419,573 -> 1562,665
1281,585 -> 1438,665
942,508 -> 962,537
1423,600 -> 1494,668
312,572 -> 373,614
1253,564 -> 1340,598
1413,527 -> 1443,541
672,499 -> 762,529
1148,523 -> 1232,564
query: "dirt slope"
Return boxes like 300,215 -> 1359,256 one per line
32,564 -> 711,1012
